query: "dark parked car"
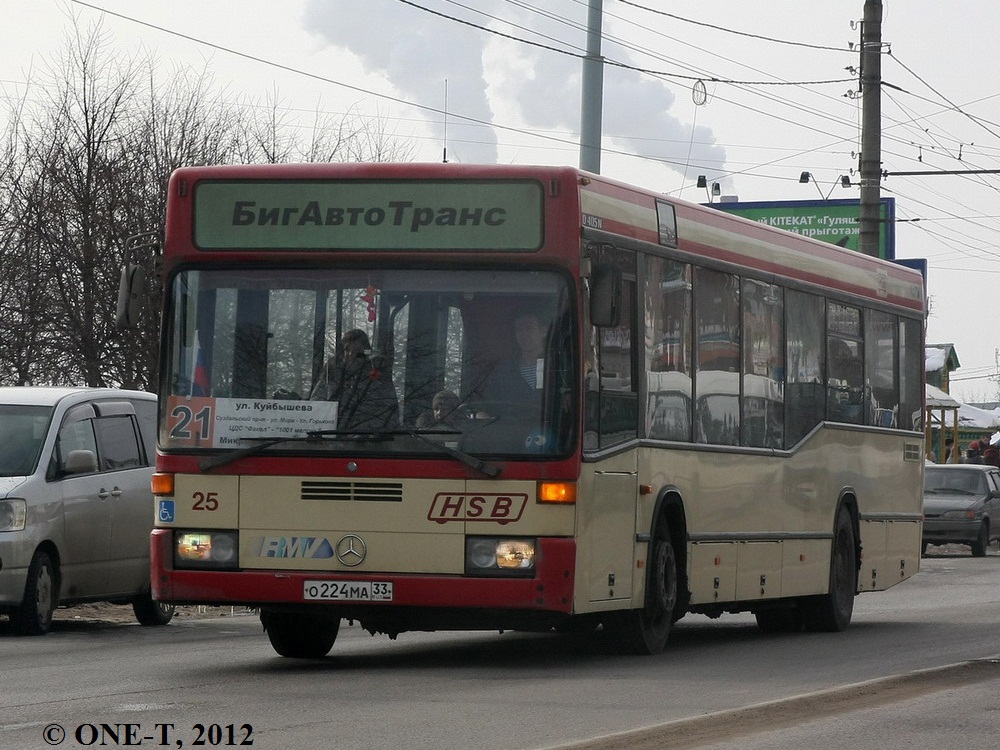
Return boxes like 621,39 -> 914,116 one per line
923,464 -> 1000,557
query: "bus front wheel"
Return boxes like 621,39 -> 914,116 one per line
606,523 -> 677,655
261,610 -> 340,658
800,506 -> 857,632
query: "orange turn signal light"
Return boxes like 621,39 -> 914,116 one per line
151,473 -> 175,497
538,481 -> 576,504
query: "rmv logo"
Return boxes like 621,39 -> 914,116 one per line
257,537 -> 335,558
428,493 -> 528,525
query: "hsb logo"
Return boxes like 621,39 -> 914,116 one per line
428,493 -> 528,525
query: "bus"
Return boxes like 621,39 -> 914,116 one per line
122,162 -> 926,657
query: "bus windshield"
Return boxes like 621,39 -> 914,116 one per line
162,267 -> 576,459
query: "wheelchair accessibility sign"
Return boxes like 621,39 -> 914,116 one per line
158,500 -> 176,524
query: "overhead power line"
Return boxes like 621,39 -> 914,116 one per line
392,0 -> 854,86
618,0 -> 852,53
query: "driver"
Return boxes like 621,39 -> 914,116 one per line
479,311 -> 548,411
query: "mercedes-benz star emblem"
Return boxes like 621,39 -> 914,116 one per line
335,534 -> 367,567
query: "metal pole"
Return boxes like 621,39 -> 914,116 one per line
579,0 -> 604,174
858,0 -> 883,258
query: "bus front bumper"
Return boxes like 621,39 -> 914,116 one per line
150,529 -> 576,613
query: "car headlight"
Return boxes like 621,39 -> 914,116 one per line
0,499 -> 27,531
175,531 -> 239,569
465,537 -> 536,577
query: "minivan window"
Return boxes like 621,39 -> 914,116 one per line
94,416 -> 143,470
0,405 -> 52,476
50,419 -> 99,477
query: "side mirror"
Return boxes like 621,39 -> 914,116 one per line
115,264 -> 145,329
63,449 -> 98,475
589,263 -> 622,327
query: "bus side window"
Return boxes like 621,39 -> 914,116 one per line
866,309 -> 898,428
590,279 -> 637,449
785,290 -> 825,447
694,268 -> 740,446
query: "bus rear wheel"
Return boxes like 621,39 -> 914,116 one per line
261,610 -> 340,658
800,507 -> 857,632
606,524 -> 677,655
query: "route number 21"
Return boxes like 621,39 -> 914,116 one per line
170,403 -> 213,442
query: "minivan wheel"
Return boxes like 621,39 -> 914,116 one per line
13,551 -> 57,636
132,590 -> 176,626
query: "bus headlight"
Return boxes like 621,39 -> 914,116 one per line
465,537 -> 536,577
175,531 -> 239,569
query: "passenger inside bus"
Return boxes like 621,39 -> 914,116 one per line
416,390 -> 470,431
309,329 -> 399,431
827,337 -> 864,423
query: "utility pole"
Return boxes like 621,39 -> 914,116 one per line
579,0 -> 604,174
858,0 -> 883,258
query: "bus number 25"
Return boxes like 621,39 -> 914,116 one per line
193,491 -> 219,511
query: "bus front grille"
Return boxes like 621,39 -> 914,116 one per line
300,481 -> 404,502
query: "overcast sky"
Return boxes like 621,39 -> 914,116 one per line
2,1 -> 998,399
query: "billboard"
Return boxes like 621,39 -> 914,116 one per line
711,197 -> 896,260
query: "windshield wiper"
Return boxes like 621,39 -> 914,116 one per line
199,428 -> 501,478
198,429 -> 389,471
407,429 -> 501,478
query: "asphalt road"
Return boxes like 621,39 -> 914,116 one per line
2,546 -> 1000,750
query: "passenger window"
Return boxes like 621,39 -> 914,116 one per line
785,291 -> 825,447
51,419 -> 99,476
742,279 -> 784,448
694,268 -> 740,445
591,279 -> 638,448
644,257 -> 692,442
827,303 -> 864,425
866,310 -> 898,427
94,415 -> 143,471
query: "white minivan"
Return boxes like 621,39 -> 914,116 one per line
0,387 -> 174,634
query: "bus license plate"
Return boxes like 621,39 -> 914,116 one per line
303,580 -> 393,602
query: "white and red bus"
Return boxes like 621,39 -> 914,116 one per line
133,163 -> 925,657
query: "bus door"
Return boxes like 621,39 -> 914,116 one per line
581,249 -> 639,606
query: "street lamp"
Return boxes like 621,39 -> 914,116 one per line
697,175 -> 722,203
799,172 -> 852,200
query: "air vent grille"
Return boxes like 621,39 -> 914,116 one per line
301,481 -> 403,502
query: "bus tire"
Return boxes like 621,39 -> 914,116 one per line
261,610 -> 340,658
132,589 -> 176,626
801,506 -> 857,632
606,521 -> 677,655
12,550 -> 57,636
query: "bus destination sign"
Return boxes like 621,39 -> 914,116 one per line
193,180 -> 544,251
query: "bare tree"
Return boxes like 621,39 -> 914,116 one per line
0,14 -> 413,390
